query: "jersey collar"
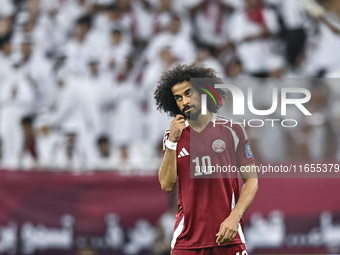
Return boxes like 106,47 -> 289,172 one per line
185,113 -> 217,127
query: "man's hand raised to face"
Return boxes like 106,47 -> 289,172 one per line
169,115 -> 186,143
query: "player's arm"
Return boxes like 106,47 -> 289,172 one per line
216,164 -> 258,245
158,115 -> 186,193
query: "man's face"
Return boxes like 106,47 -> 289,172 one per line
316,0 -> 333,11
2,42 -> 12,56
172,81 -> 201,120
28,0 -> 40,13
160,0 -> 172,10
22,123 -> 33,136
112,31 -> 122,44
99,142 -> 110,156
117,0 -> 131,10
169,17 -> 181,34
77,23 -> 90,39
89,63 -> 99,76
67,134 -> 77,145
78,247 -> 95,255
160,48 -> 174,63
21,43 -> 32,59
246,0 -> 262,9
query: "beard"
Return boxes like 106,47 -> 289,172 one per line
182,105 -> 200,120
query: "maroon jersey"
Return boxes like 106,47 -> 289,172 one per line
163,114 -> 255,250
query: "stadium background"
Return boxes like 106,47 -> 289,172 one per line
0,0 -> 340,254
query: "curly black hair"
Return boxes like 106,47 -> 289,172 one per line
154,62 -> 226,117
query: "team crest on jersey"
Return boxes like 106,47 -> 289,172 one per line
212,139 -> 226,153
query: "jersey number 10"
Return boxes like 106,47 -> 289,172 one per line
192,156 -> 212,176
236,251 -> 248,255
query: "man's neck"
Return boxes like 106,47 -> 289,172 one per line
189,112 -> 213,133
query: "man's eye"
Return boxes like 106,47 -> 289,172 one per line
175,97 -> 181,101
187,91 -> 193,96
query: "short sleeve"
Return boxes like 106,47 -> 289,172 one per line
235,126 -> 255,168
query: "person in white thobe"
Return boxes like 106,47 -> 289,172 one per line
228,0 -> 284,75
143,15 -> 196,65
0,67 -> 36,169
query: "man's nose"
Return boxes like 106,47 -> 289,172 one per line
183,95 -> 190,106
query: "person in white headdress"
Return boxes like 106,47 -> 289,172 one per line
46,70 -> 88,170
191,0 -> 234,49
101,28 -> 132,72
228,0 -> 284,76
62,15 -> 100,76
0,0 -> 15,37
0,64 -> 36,169
76,56 -> 113,168
141,47 -> 175,167
93,135 -> 118,170
0,0 -> 15,18
0,33 -> 13,87
196,44 -> 225,77
13,35 -> 55,115
143,15 -> 196,65
148,0 -> 192,38
302,0 -> 340,77
266,0 -> 308,70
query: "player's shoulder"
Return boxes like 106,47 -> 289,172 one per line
213,114 -> 248,140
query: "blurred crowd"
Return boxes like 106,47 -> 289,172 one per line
0,0 -> 340,171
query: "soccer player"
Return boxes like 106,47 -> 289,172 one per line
154,63 -> 258,255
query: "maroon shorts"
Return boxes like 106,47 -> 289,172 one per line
171,244 -> 248,255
